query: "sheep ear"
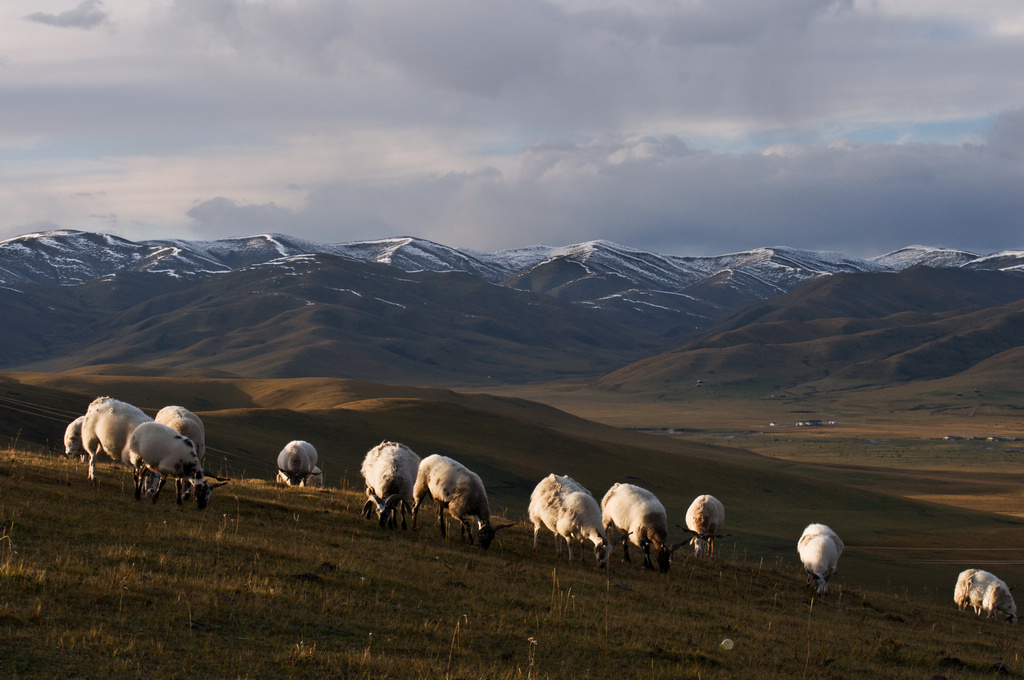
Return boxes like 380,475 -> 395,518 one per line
675,524 -> 700,537
493,522 -> 515,532
668,542 -> 687,554
210,475 -> 230,482
714,533 -> 732,539
383,494 -> 403,509
209,480 -> 230,488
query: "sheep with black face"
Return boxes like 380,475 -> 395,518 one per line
128,422 -> 225,510
360,441 -> 420,529
412,454 -> 511,549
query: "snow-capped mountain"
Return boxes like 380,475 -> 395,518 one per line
1,229 -> 1021,384
2,230 -> 1019,291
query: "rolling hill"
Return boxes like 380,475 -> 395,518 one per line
2,369 -> 1023,606
594,266 -> 1024,395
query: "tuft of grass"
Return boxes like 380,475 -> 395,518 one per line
1,450 -> 1022,679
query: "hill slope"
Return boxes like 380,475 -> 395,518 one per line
3,230 -> 1023,385
2,447 -> 1022,679
595,267 -> 1024,394
3,369 -> 1023,606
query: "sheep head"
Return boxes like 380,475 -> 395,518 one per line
594,537 -> 611,568
478,522 -> 514,550
379,494 -> 405,529
191,476 -> 228,511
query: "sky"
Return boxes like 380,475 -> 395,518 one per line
2,0 -> 1023,257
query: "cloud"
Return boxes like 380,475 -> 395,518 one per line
176,113 -> 1024,257
24,0 -> 110,29
4,1 -> 1024,257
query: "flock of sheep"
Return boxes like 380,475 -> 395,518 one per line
62,396 -> 1017,624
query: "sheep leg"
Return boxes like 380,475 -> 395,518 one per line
437,503 -> 447,537
151,476 -> 166,504
133,468 -> 144,501
641,541 -> 654,570
621,536 -> 632,563
175,479 -> 184,506
400,501 -> 410,530
411,493 -> 429,529
459,517 -> 475,544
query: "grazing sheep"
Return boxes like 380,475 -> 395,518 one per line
80,396 -> 153,482
683,494 -> 727,559
155,406 -> 206,502
360,441 -> 420,529
128,422 -> 224,510
412,454 -> 512,549
955,569 -> 1017,623
798,523 -> 844,596
529,474 -> 611,567
276,440 -> 323,488
155,406 -> 205,459
63,415 -> 87,461
601,482 -> 679,572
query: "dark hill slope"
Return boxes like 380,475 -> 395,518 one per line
595,267 -> 1024,393
7,254 -> 662,384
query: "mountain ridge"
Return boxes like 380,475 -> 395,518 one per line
2,230 -> 1022,387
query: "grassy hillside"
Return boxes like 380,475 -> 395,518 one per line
3,370 -> 1023,609
2,449 -> 1022,679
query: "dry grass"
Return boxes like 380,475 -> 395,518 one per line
2,449 -> 1023,679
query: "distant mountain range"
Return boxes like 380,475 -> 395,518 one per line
1,230 -> 1022,387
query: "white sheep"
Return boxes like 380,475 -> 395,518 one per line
529,474 -> 611,567
798,523 -> 844,596
80,396 -> 153,482
275,440 -> 323,488
360,441 -> 420,529
412,454 -> 512,549
955,569 -> 1017,623
601,482 -> 679,572
155,406 -> 206,501
63,415 -> 87,461
128,421 -> 224,510
155,406 -> 205,459
683,494 -> 728,559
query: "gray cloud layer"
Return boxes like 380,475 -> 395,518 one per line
185,113 -> 1024,257
4,0 -> 1024,256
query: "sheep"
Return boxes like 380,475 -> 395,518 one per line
155,406 -> 205,459
360,441 -> 420,529
682,494 -> 728,559
601,482 -> 679,572
798,523 -> 844,596
955,569 -> 1017,623
275,440 -> 323,488
411,454 -> 512,549
63,415 -> 87,461
127,421 -> 225,510
155,406 -> 206,501
529,474 -> 611,567
80,396 -> 153,483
